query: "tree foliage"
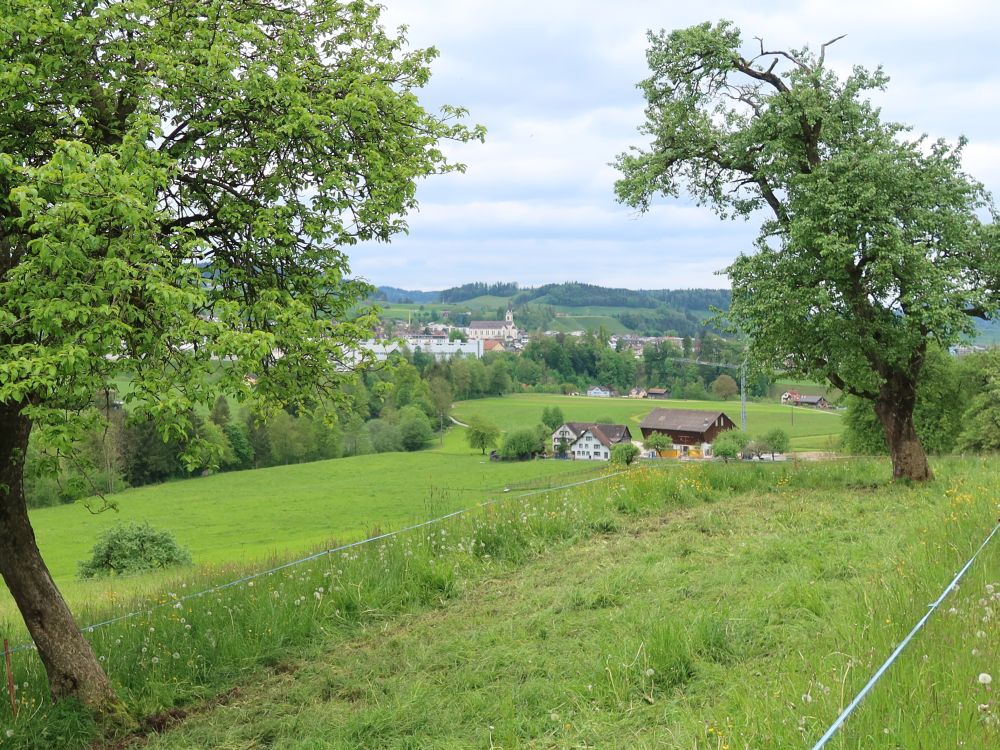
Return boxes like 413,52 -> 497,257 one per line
611,442 -> 640,466
642,432 -> 671,453
957,349 -> 1000,453
711,374 -> 738,401
541,406 -> 565,432
712,430 -> 749,462
465,416 -> 500,455
500,428 -> 544,461
0,0 -> 480,712
616,21 -> 999,481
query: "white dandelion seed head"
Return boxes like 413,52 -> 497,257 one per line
980,673 -> 993,685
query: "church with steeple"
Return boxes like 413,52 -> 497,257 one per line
466,305 -> 519,341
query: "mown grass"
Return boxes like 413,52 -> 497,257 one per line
1,440 -> 596,622
1,457 -> 997,749
453,393 -> 843,450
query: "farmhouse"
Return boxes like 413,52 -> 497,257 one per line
551,422 -> 632,461
586,385 -> 616,398
639,408 -> 736,459
646,387 -> 668,399
797,395 -> 830,409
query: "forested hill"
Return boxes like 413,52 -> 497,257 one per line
512,283 -> 730,312
376,282 -> 731,311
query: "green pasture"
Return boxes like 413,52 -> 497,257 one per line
545,314 -> 630,334
7,457 -> 997,749
2,437 -> 595,620
453,393 -> 843,450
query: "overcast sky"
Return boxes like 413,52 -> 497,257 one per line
350,0 -> 1000,292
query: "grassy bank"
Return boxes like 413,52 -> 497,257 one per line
1,458 -> 997,748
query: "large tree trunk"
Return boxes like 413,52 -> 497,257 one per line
0,402 -> 122,716
873,386 -> 933,482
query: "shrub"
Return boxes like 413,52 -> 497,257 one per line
611,443 -> 640,466
500,428 -> 544,460
78,522 -> 192,578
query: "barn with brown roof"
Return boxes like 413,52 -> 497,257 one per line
639,408 -> 736,458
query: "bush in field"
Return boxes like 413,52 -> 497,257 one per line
611,443 -> 640,466
500,428 -> 544,460
78,522 -> 191,578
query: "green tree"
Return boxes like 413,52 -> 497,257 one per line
398,406 -> 433,451
712,430 -> 749,463
616,21 -> 999,482
541,405 -> 565,432
465,416 -> 500,455
643,432 -> 671,454
611,443 -> 640,466
209,396 -> 231,427
0,0 -> 480,712
711,374 -> 738,401
364,418 -> 404,454
222,422 -> 255,470
500,428 -> 544,461
763,428 -> 790,459
957,349 -> 1000,452
842,346 -> 966,455
488,360 -> 513,396
428,377 -> 454,442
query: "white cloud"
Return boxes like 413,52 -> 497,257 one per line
354,1 -> 1000,290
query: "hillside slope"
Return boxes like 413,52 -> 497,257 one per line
132,459 -> 999,750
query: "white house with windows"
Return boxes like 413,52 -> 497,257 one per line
551,422 -> 632,461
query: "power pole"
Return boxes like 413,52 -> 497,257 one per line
740,358 -> 748,432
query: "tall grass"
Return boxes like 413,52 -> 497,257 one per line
0,458 -> 996,749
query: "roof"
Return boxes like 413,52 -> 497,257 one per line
555,423 -> 631,447
646,387 -> 667,395
640,408 -> 731,434
798,395 -> 827,404
469,321 -> 504,329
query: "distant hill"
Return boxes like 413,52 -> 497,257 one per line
375,281 -> 731,312
373,286 -> 441,304
369,282 -> 733,337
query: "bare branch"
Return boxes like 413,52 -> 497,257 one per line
818,34 -> 847,66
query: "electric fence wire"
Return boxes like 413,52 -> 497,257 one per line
810,520 -> 1000,750
7,470 -> 627,655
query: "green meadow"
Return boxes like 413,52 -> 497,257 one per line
1,437 -> 597,622
453,393 -> 844,450
3,457 -> 998,749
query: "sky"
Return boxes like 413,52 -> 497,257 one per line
350,0 -> 1000,292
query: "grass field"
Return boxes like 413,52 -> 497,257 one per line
3,457 -> 997,749
453,393 -> 843,451
1,436 -> 596,622
545,314 -> 631,334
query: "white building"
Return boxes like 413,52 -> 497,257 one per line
363,337 -> 484,361
467,306 -> 519,341
551,422 -> 633,461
